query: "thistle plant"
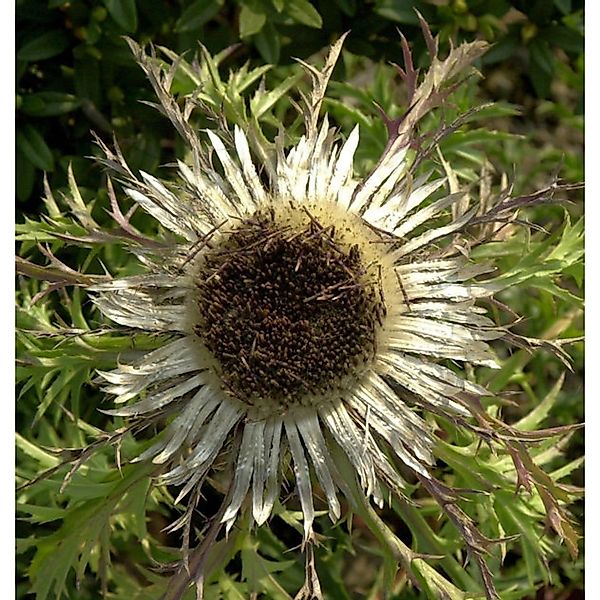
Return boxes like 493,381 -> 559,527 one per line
16,21 -> 583,600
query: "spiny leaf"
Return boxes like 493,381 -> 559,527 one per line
514,373 -> 565,431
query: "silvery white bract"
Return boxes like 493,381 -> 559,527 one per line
94,35 -> 492,529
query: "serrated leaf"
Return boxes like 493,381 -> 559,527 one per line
515,373 -> 565,431
27,465 -> 154,599
17,536 -> 39,554
250,73 -> 303,119
529,277 -> 583,307
30,529 -> 82,600
17,503 -> 66,524
119,477 -> 151,539
537,485 -> 579,559
241,538 -> 294,599
548,215 -> 584,263
487,214 -> 583,291
16,434 -> 61,469
219,573 -> 248,599
229,63 -> 272,94
494,495 -> 550,587
32,367 -> 80,425
393,497 -> 479,590
199,44 -> 226,94
551,456 -> 584,482
563,261 -> 583,287
323,97 -> 374,130
412,559 -> 467,600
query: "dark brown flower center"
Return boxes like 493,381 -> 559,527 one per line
194,209 -> 384,408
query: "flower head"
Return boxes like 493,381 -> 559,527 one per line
26,28 -> 579,600
92,34 -> 501,540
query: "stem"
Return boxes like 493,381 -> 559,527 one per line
160,489 -> 231,600
392,497 -> 479,590
161,432 -> 242,600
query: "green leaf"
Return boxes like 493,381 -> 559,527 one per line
27,465 -> 154,600
529,277 -> 583,307
16,433 -> 61,469
230,63 -> 272,94
31,367 -> 81,425
18,31 -> 70,61
219,574 -> 248,599
103,0 -> 138,32
374,0 -> 422,25
563,261 -> 583,287
483,214 -> 583,291
74,58 -> 101,105
119,477 -> 151,539
553,0 -> 572,14
412,559 -> 467,600
255,21 -> 280,63
540,25 -> 583,54
481,33 -> 517,65
175,0 -> 223,33
547,215 -> 584,264
530,39 -> 555,75
494,495 -> 550,587
333,0 -> 356,16
19,92 -> 81,117
250,73 -> 303,119
29,527 -> 82,600
16,149 -> 35,202
241,537 -> 295,599
17,503 -> 66,524
239,3 -> 267,38
529,38 -> 554,97
514,373 -> 565,431
16,125 -> 54,172
286,0 -> 323,28
551,456 -> 584,482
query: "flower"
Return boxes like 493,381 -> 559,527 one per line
92,32 -> 500,545
15,24 -> 583,600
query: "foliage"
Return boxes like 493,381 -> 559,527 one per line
16,1 -> 583,599
16,0 -> 582,205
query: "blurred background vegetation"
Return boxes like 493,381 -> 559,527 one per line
16,0 -> 583,209
16,0 -> 583,598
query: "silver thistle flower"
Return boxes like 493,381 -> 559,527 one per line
94,35 -> 492,529
33,28 -> 578,600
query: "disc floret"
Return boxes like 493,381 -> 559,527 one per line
193,204 -> 387,412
